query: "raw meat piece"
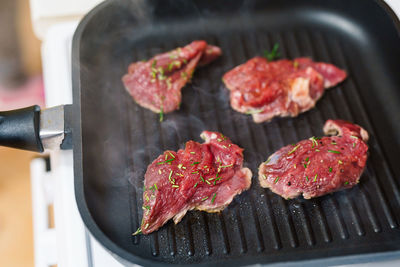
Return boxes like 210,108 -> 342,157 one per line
223,57 -> 347,123
122,41 -> 221,115
258,120 -> 368,199
136,131 -> 252,235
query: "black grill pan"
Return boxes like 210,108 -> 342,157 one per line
72,0 -> 400,265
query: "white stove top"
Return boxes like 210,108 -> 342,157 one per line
30,1 -> 400,266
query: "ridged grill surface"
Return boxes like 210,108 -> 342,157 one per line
77,0 -> 400,266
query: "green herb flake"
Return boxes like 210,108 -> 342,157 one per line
309,136 -> 319,148
328,150 -> 341,154
154,183 -> 158,190
205,180 -> 211,185
201,196 -> 209,201
168,152 -> 175,158
220,163 -> 233,168
353,143 -> 356,148
190,151 -> 195,154
264,43 -> 281,61
172,185 -> 179,188
304,163 -> 307,168
191,161 -> 200,166
329,167 -> 332,173
314,174 -> 318,182
265,158 -> 271,164
194,182 -> 198,188
132,227 -> 142,236
287,144 -> 301,155
274,176 -> 280,184
211,193 -> 217,204
338,160 -> 343,164
306,175 -> 309,182
159,106 -> 164,122
151,59 -> 157,68
350,135 -> 359,139
262,174 -> 267,179
293,61 -> 299,68
168,170 -> 173,183
200,175 -> 205,182
305,157 -> 309,162
192,171 -> 199,174
344,181 -> 349,185
245,108 -> 264,115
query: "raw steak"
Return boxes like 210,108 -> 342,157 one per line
222,57 -> 347,123
136,131 -> 252,235
258,120 -> 368,199
122,41 -> 221,116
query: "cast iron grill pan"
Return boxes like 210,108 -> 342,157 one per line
73,0 -> 400,265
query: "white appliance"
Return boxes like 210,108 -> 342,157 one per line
29,1 -> 400,267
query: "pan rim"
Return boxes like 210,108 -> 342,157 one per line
72,0 -> 400,266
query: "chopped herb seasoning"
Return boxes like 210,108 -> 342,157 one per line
288,144 -> 301,155
245,108 -> 264,114
168,152 -> 175,158
328,150 -> 341,154
211,193 -> 217,204
154,183 -> 158,190
265,158 -> 271,164
338,160 -> 343,164
344,181 -> 349,185
293,61 -> 299,68
305,157 -> 309,162
220,163 -> 233,168
353,143 -> 356,148
200,175 -> 205,182
157,159 -> 175,165
306,175 -> 309,182
350,135 -> 359,139
309,136 -> 319,148
194,182 -> 198,188
315,149 -> 320,152
264,43 -> 280,61
222,145 -> 228,149
201,196 -> 209,201
205,180 -> 211,185
304,163 -> 308,168
144,223 -> 149,229
183,59 -> 188,64
192,171 -> 199,174
151,59 -> 157,68
178,164 -> 183,169
172,185 -> 179,188
274,176 -> 280,184
168,170 -> 173,183
159,106 -> 164,122
294,164 -> 297,169
132,227 -> 142,235
262,174 -> 267,179
314,174 -> 318,182
191,161 -> 200,165
190,151 -> 195,154
331,140 -> 337,145
329,167 -> 333,173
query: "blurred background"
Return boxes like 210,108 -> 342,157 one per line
0,0 -> 43,266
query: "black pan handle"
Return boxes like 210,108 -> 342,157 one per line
0,105 -> 44,152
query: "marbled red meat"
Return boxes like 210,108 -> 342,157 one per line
122,41 -> 221,115
223,57 -> 347,123
258,120 -> 368,199
136,131 -> 252,235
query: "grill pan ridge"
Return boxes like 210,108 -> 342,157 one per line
73,0 -> 400,266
